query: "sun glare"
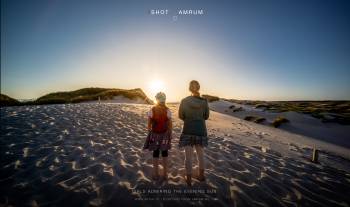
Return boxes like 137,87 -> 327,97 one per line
149,79 -> 165,94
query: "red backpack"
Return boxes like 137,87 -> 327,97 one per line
151,105 -> 169,133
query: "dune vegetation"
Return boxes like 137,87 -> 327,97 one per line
0,94 -> 21,107
272,116 -> 290,128
228,104 -> 245,112
0,88 -> 153,107
225,99 -> 350,125
244,115 -> 266,124
35,88 -> 153,105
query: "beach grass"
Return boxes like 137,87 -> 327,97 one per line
225,99 -> 350,125
272,116 -> 290,127
0,88 -> 153,107
244,115 -> 266,123
0,94 -> 21,107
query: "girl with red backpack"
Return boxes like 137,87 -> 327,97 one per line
143,92 -> 172,180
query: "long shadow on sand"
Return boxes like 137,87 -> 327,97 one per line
0,104 -> 349,207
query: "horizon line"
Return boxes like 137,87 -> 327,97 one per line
1,86 -> 350,102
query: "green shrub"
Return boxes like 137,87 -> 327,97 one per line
244,115 -> 266,123
272,116 -> 289,128
254,104 -> 269,109
233,107 -> 244,112
244,116 -> 255,121
34,87 -> 153,105
254,117 -> 266,123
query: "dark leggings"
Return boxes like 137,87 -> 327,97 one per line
153,149 -> 168,158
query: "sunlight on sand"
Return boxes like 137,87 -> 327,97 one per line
0,103 -> 349,206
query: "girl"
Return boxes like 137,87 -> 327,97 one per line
144,92 -> 172,180
178,80 -> 209,186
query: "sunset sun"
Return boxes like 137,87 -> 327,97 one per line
148,79 -> 165,94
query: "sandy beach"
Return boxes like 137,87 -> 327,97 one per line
1,103 -> 349,207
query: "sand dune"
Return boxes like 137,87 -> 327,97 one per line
0,103 -> 349,206
210,100 -> 350,149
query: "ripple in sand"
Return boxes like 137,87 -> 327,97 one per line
120,159 -> 133,168
36,156 -> 48,167
136,170 -> 151,183
244,152 -> 253,159
14,160 -> 21,169
118,181 -> 132,190
23,147 -> 29,158
71,161 -> 78,170
292,188 -> 302,200
89,198 -> 103,206
103,166 -> 114,177
49,165 -> 58,171
57,175 -> 81,190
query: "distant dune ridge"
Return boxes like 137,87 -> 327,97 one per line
0,94 -> 21,107
0,87 -> 154,106
224,99 -> 350,125
209,99 -> 350,149
200,95 -> 350,126
202,94 -> 220,102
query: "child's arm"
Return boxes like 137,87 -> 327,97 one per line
167,109 -> 173,131
168,118 -> 173,131
147,108 -> 153,131
148,118 -> 152,131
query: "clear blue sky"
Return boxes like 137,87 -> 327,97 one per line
1,0 -> 350,101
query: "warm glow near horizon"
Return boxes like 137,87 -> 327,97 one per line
147,79 -> 166,101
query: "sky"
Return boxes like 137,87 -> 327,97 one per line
1,0 -> 350,101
